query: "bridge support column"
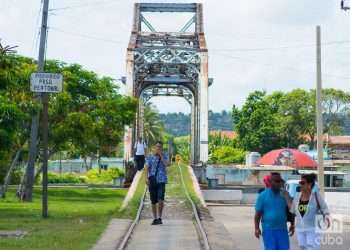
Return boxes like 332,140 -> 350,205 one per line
190,99 -> 195,164
199,52 -> 209,163
124,50 -> 135,163
191,94 -> 200,165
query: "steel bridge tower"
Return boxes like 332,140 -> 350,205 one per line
124,3 -> 211,167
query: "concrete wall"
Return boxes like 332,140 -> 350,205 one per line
202,190 -> 242,203
206,165 -> 293,185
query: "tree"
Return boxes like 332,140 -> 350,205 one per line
0,54 -> 138,200
47,62 -> 137,170
232,88 -> 350,154
232,90 -> 284,154
321,88 -> 350,135
278,89 -> 315,148
0,43 -> 37,198
143,103 -> 165,145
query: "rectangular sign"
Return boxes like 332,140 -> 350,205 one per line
30,73 -> 63,93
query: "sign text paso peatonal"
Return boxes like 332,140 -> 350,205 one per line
30,73 -> 63,93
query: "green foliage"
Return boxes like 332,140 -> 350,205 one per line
209,133 -> 238,153
0,43 -> 36,182
45,168 -> 125,184
143,103 -> 165,145
233,88 -> 350,153
48,62 -> 138,158
321,88 -> 350,135
85,168 -> 124,184
47,172 -> 82,184
173,136 -> 190,162
277,89 -> 315,148
0,43 -> 137,188
232,90 -> 284,154
209,146 -> 246,164
9,169 -> 22,185
119,170 -> 146,218
159,111 -> 233,136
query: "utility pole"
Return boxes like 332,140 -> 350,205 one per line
316,26 -> 325,196
38,0 -> 50,218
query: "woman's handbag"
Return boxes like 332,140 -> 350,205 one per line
315,192 -> 330,230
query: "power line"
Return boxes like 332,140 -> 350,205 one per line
49,0 -> 119,12
49,26 -> 123,44
49,25 -> 350,80
213,51 -> 350,81
31,1 -> 43,57
211,40 -> 350,53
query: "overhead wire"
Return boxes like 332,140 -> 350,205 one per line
31,0 -> 43,57
48,0 -> 120,12
39,1 -> 350,82
49,26 -> 124,44
213,51 -> 350,81
211,39 -> 350,52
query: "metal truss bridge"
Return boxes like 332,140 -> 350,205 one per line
124,3 -> 212,166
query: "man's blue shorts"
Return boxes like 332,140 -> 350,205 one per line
262,229 -> 289,250
149,183 -> 165,204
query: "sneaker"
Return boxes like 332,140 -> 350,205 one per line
158,218 -> 163,224
151,219 -> 158,225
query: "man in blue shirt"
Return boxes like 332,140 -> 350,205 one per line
145,141 -> 169,225
254,172 -> 294,250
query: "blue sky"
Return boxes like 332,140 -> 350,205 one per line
1,0 -> 350,113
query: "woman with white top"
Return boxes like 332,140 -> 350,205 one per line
134,137 -> 147,171
284,173 -> 329,250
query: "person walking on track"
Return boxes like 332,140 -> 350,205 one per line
134,137 -> 147,171
145,141 -> 170,225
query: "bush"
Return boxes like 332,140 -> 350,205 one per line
47,172 -> 81,184
86,168 -> 124,184
174,136 -> 190,162
209,146 -> 246,164
45,168 -> 125,185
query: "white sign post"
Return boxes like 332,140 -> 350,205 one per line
30,72 -> 62,218
30,73 -> 63,93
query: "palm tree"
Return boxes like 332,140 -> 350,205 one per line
143,103 -> 165,146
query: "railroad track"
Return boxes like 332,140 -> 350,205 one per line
117,163 -> 210,250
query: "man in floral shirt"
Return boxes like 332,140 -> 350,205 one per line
145,141 -> 169,225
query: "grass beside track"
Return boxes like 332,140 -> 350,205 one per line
167,162 -> 203,208
0,187 -> 127,250
0,165 -> 201,250
119,170 -> 146,218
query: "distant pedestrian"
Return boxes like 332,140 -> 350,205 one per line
145,141 -> 170,225
284,174 -> 329,250
134,137 -> 147,171
258,175 -> 272,193
255,172 -> 295,250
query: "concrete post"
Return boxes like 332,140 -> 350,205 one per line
199,52 -> 209,163
316,26 -> 324,196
